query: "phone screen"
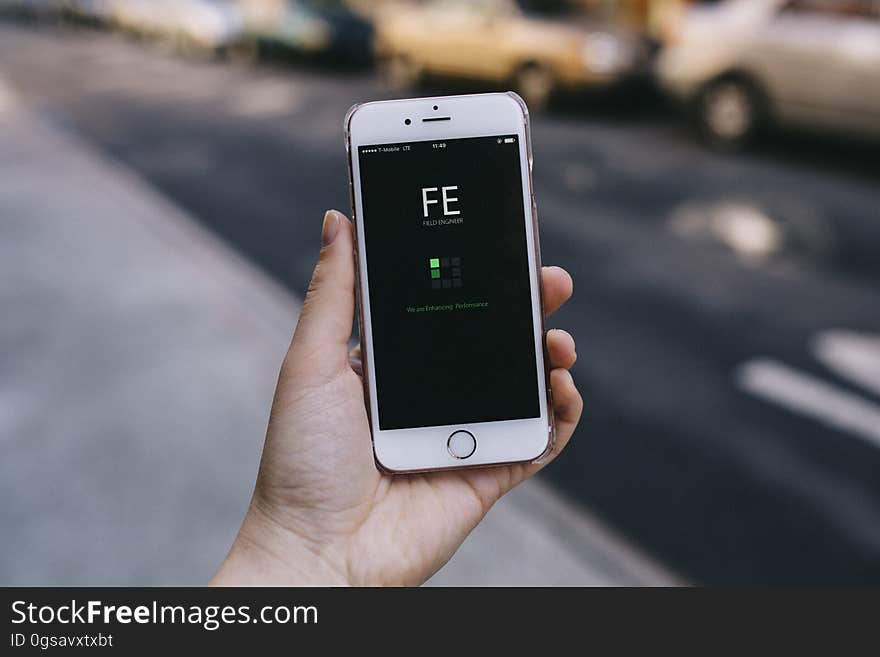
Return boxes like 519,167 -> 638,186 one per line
358,134 -> 540,430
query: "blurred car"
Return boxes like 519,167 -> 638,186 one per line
108,0 -> 244,54
239,0 -> 374,64
108,0 -> 181,40
60,0 -> 115,24
168,0 -> 245,53
374,0 -> 653,108
658,0 -> 880,149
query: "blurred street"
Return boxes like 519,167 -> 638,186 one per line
2,13 -> 880,584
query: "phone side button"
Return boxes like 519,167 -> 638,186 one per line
447,430 -> 476,460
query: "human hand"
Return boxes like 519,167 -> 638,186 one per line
211,210 -> 582,586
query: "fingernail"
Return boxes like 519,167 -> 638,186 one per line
322,210 -> 340,247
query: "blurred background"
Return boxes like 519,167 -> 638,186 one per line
1,0 -> 878,585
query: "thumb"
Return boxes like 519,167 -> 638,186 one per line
288,210 -> 356,375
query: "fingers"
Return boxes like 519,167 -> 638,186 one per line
541,266 -> 573,318
288,210 -> 356,374
546,329 -> 576,370
516,335 -> 582,479
541,331 -> 580,459
548,368 -> 582,455
542,271 -> 579,458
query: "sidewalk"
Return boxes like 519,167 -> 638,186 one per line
0,76 -> 679,586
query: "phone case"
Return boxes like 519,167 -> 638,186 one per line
344,92 -> 556,472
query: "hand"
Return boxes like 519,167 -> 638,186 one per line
211,210 -> 583,586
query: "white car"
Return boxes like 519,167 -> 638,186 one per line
61,0 -> 115,23
110,0 -> 244,53
658,0 -> 880,148
170,0 -> 245,52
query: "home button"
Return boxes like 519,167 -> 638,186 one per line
447,430 -> 476,459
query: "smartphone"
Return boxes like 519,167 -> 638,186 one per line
345,92 -> 553,473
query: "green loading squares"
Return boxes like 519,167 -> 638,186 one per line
428,256 -> 463,290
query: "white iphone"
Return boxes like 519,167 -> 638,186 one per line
345,92 -> 553,473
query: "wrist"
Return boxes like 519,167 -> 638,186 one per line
211,502 -> 350,587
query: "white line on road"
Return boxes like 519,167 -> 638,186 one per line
813,329 -> 880,399
737,358 -> 880,450
226,80 -> 303,119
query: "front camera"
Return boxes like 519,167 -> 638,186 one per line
404,118 -> 412,125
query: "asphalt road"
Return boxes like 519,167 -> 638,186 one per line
4,20 -> 879,584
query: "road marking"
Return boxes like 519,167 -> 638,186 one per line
669,200 -> 782,263
813,330 -> 880,399
226,80 -> 303,119
737,358 -> 880,450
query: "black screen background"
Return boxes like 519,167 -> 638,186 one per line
358,135 -> 539,430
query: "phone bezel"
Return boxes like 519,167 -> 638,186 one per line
346,92 -> 552,473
